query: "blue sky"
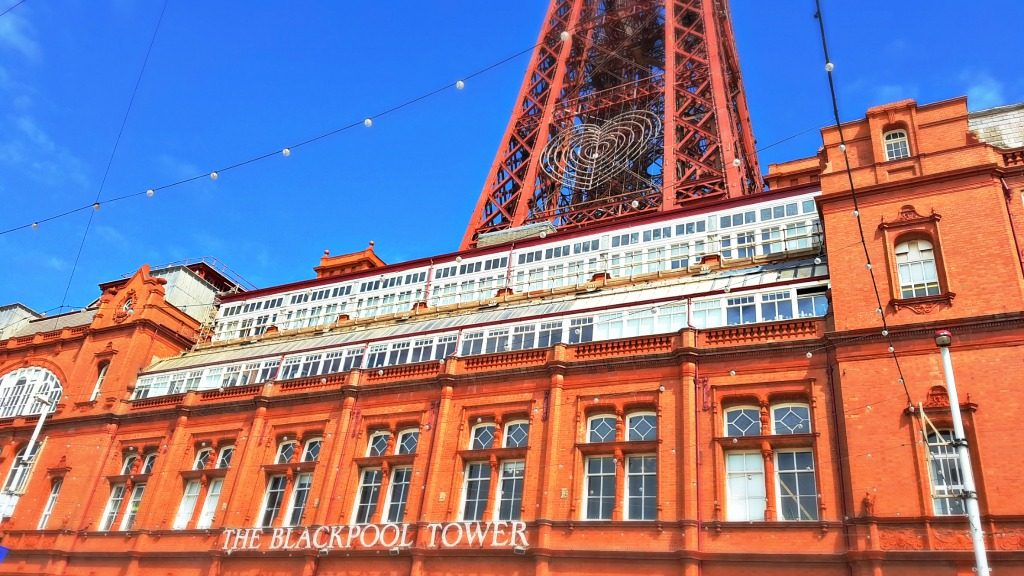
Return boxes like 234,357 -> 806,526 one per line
1,1 -> 1021,313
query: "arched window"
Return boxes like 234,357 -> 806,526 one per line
503,420 -> 530,448
276,441 -> 298,464
90,361 -> 110,402
884,129 -> 910,160
396,428 -> 419,455
895,239 -> 940,298
724,406 -> 762,437
301,437 -> 322,462
587,414 -> 617,443
0,367 -> 63,418
626,412 -> 657,441
366,431 -> 391,457
771,403 -> 812,435
121,454 -> 139,475
469,423 -> 496,450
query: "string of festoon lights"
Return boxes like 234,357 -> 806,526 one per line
811,0 -> 913,405
719,2 -> 915,408
0,22 -> 554,237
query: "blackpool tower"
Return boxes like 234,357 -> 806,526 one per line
462,0 -> 762,249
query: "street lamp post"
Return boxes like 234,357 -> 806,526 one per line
934,329 -> 990,576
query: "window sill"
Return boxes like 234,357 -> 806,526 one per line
576,440 -> 658,456
891,292 -> 955,314
180,468 -> 228,481
262,461 -> 317,474
714,433 -> 817,450
457,446 -> 528,461
352,453 -> 416,467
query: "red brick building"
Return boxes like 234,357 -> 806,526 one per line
2,3 -> 1024,576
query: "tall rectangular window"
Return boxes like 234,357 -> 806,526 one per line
726,452 -> 765,521
384,467 -> 412,523
462,463 -> 491,521
37,478 -> 62,530
195,478 -> 223,529
626,455 -> 657,520
286,473 -> 313,526
584,456 -> 615,520
259,475 -> 287,527
354,469 -> 382,524
172,479 -> 201,530
119,484 -> 146,531
775,450 -> 818,520
100,484 -> 126,531
927,431 -> 966,515
497,461 -> 524,521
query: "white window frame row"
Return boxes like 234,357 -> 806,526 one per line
209,193 -> 821,342
138,282 -> 830,400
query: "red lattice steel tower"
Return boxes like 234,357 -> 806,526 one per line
461,0 -> 762,249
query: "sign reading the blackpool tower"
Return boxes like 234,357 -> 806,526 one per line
221,521 -> 529,552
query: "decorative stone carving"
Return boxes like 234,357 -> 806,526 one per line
878,528 -> 923,550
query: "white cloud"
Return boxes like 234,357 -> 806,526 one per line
961,71 -> 1005,110
0,12 -> 40,61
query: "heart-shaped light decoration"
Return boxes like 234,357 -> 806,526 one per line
540,110 -> 661,191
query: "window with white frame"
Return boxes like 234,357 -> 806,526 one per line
195,478 -> 223,529
366,431 -> 391,457
772,403 -> 812,434
396,429 -> 419,455
37,477 -> 62,529
285,473 -> 313,526
0,442 -> 42,518
503,421 -> 529,448
0,366 -> 63,419
119,483 -> 145,530
258,475 -> 287,527
302,437 -> 322,462
141,452 -> 157,475
383,467 -> 412,523
99,483 -> 127,530
627,412 -> 657,441
193,448 -> 213,470
276,441 -> 297,464
121,454 -> 139,475
797,287 -> 829,318
760,291 -> 793,322
173,480 -> 201,529
90,361 -> 109,402
217,445 -> 235,469
724,401 -> 817,521
884,129 -> 910,160
926,430 -> 965,515
692,299 -> 722,329
496,461 -> 525,521
895,239 -> 940,299
724,406 -> 762,437
588,414 -> 617,443
725,452 -> 765,521
626,455 -> 657,520
353,468 -> 382,524
461,462 -> 491,521
775,450 -> 818,520
726,296 -> 756,325
584,456 -> 616,520
470,423 -> 496,450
